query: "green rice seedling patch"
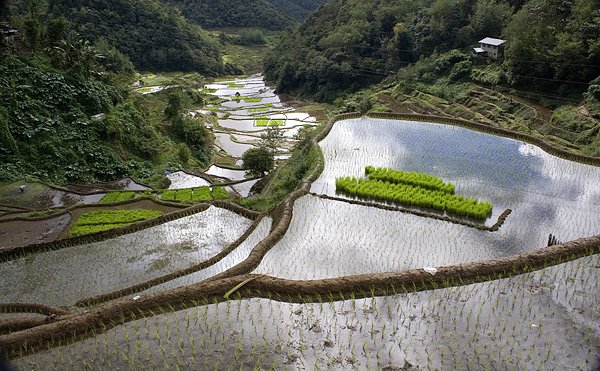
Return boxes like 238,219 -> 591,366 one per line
135,87 -> 153,93
228,83 -> 244,88
191,187 -> 212,201
244,97 -> 263,103
69,223 -> 131,236
161,190 -> 177,201
336,172 -> 493,219
70,209 -> 163,236
255,116 -> 285,127
175,188 -> 193,202
200,89 -> 218,94
211,186 -> 229,200
248,107 -> 269,113
161,187 -> 224,202
232,95 -> 249,100
100,192 -> 137,204
365,166 -> 455,193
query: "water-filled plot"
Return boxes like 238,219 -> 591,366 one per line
0,206 -> 253,306
166,171 -> 211,189
14,255 -> 600,370
256,118 -> 600,279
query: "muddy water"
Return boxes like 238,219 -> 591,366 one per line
13,255 -> 600,370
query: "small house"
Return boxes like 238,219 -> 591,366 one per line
0,26 -> 19,45
473,37 -> 506,60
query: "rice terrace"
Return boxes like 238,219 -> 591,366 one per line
1,0 -> 600,369
1,106 -> 599,369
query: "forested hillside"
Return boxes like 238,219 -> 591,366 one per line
265,0 -> 600,102
266,0 -> 327,20
38,0 -> 224,73
0,3 -> 215,184
161,0 -> 292,30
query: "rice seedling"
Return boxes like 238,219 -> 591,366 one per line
254,116 -> 285,127
69,209 -> 163,236
335,175 -> 493,219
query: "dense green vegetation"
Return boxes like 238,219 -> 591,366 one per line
0,13 -> 215,184
242,126 -> 319,211
161,186 -> 228,202
242,147 -> 275,176
265,0 -> 600,103
336,174 -> 493,219
69,209 -> 162,236
266,0 -> 327,21
161,0 -> 325,30
100,192 -> 137,204
365,166 -> 455,194
161,0 -> 291,30
37,0 -> 224,73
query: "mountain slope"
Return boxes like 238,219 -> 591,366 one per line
161,0 -> 293,30
265,0 -> 600,102
266,0 -> 327,20
46,0 -> 223,73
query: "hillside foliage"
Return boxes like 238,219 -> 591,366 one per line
35,0 -> 224,73
265,0 -> 600,102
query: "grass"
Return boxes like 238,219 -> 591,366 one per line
200,89 -> 218,94
100,192 -> 137,204
135,87 -> 153,94
244,97 -> 263,103
228,83 -> 245,88
69,209 -> 163,236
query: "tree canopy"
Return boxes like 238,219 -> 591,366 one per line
264,0 -> 600,102
242,147 -> 274,176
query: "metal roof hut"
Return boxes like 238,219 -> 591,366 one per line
473,37 -> 506,60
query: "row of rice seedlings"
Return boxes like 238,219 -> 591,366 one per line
365,166 -> 456,193
13,255 -> 598,369
161,187 -> 228,202
0,208 -> 254,307
243,97 -> 263,103
69,210 -> 163,237
99,192 -> 138,204
335,176 -> 493,219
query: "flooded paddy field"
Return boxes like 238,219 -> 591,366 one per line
0,207 -> 253,307
13,254 -> 600,370
2,115 -> 599,370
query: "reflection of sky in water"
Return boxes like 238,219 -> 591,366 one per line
265,118 -> 600,280
0,207 -> 252,306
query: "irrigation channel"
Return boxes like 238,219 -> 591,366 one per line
1,112 -> 599,369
